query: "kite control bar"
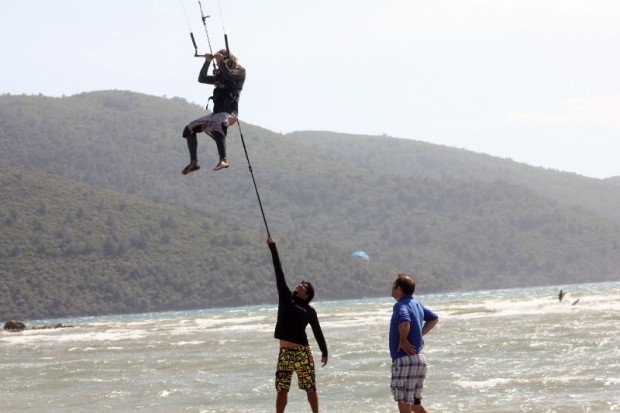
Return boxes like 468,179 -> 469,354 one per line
189,0 -> 214,58
190,32 -> 205,57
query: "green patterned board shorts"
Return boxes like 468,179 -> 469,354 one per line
275,346 -> 316,392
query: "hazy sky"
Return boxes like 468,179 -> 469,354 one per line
1,0 -> 618,179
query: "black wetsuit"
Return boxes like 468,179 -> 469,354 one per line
268,242 -> 328,358
183,58 -> 246,162
198,58 -> 246,116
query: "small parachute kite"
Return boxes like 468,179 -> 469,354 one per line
351,251 -> 369,263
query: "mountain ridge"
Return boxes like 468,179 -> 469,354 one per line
288,130 -> 620,224
1,91 -> 618,320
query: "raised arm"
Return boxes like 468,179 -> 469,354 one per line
198,55 -> 215,84
267,237 -> 291,298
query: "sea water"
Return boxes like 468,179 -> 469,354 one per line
1,281 -> 618,413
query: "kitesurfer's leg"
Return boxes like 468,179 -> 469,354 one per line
187,134 -> 198,162
210,128 -> 229,171
181,126 -> 200,175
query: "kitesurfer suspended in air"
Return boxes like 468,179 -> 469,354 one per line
181,49 -> 246,174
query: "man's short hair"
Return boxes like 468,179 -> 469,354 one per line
396,274 -> 415,295
302,281 -> 315,302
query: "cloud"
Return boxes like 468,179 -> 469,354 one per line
412,0 -> 620,38
494,95 -> 620,129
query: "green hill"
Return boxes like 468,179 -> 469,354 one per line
0,160 -> 373,320
288,131 -> 620,224
1,91 -> 619,320
605,176 -> 620,187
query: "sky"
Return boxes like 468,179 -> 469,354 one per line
1,0 -> 619,179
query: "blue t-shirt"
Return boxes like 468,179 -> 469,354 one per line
389,296 -> 438,361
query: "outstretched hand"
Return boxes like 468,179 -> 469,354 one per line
266,236 -> 275,245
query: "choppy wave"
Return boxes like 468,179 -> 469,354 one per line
1,281 -> 618,412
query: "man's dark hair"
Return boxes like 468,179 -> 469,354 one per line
396,274 -> 415,295
302,281 -> 315,302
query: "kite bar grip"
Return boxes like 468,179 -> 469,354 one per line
190,32 -> 206,57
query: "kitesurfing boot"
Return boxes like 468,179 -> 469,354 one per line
182,160 -> 200,175
213,159 -> 229,171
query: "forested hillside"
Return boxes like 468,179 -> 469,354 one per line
0,160 -> 376,320
288,131 -> 620,224
1,91 -> 619,320
606,176 -> 620,187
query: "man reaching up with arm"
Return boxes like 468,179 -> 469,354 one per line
267,236 -> 328,413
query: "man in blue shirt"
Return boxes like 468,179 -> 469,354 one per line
389,274 -> 439,413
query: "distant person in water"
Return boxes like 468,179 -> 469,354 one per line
389,273 -> 439,413
181,49 -> 246,174
559,289 -> 566,302
266,236 -> 328,413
